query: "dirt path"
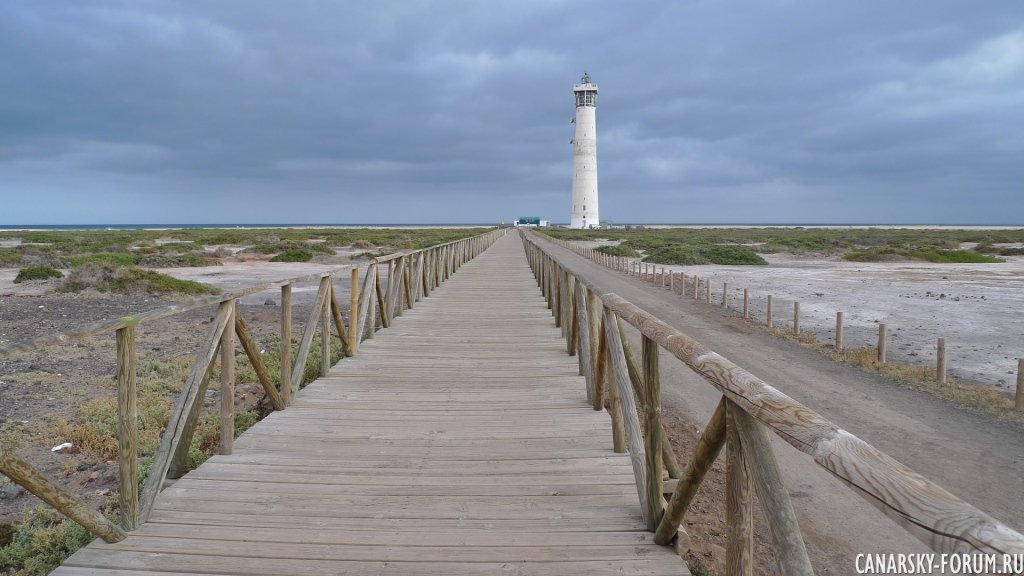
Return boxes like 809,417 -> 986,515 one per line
536,235 -> 1024,574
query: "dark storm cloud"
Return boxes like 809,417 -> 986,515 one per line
1,1 -> 1022,224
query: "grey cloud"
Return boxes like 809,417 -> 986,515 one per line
1,1 -> 1022,224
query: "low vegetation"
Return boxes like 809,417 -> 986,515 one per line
543,227 -> 1024,263
644,244 -> 767,265
759,326 -> 1024,425
13,266 -> 63,283
595,243 -> 640,257
269,249 -> 313,263
60,264 -> 220,295
0,507 -> 93,576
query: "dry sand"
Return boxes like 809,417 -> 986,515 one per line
635,252 -> 1024,391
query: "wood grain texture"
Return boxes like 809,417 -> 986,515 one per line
142,301 -> 231,519
602,308 -> 650,527
654,398 -> 727,545
725,402 -> 753,576
115,326 -> 138,531
220,301 -> 236,455
730,403 -> 813,575
0,449 -> 127,543
235,311 -> 283,411
280,283 -> 292,406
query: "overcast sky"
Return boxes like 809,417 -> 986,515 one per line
1,2 -> 1022,225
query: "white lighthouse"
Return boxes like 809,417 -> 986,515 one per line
570,72 -> 599,229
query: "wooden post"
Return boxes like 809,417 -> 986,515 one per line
220,300 -> 236,455
662,268 -> 667,288
766,295 -> 774,328
743,288 -> 749,319
793,302 -> 800,335
726,402 -> 754,576
936,338 -> 947,385
321,279 -> 332,376
1015,359 -> 1024,412
602,309 -> 651,526
693,276 -> 699,299
116,325 -> 138,531
654,398 -> 727,545
835,311 -> 844,350
347,268 -> 359,356
280,283 -> 292,406
234,312 -> 283,411
641,336 -> 665,531
730,405 -> 813,575
705,281 -> 711,304
877,323 -> 887,364
0,450 -> 127,543
722,282 -> 727,308
669,272 -> 674,292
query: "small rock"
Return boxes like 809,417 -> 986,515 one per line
0,485 -> 26,499
51,442 -> 74,453
95,488 -> 111,496
264,298 -> 277,306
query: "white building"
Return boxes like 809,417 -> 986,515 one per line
570,72 -> 599,229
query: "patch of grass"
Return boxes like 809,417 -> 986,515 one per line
60,264 -> 220,295
0,508 -> 93,576
269,249 -> 313,263
245,241 -> 334,256
911,249 -> 1003,263
66,253 -> 139,268
4,371 -> 61,386
757,326 -> 1024,425
596,243 -> 640,257
13,266 -> 63,283
137,253 -> 222,268
644,244 -> 767,265
351,239 -> 375,249
0,247 -> 24,266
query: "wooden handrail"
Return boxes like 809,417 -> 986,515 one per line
521,229 -> 1024,561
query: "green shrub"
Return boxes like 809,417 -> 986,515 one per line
0,247 -> 23,266
66,253 -> 138,268
0,508 -> 93,576
911,249 -> 1003,263
596,243 -> 639,257
13,266 -> 63,283
699,245 -> 769,265
269,249 -> 313,263
137,253 -> 221,268
60,264 -> 220,295
643,244 -> 767,265
642,245 -> 705,265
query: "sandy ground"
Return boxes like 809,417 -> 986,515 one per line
578,241 -> 1024,392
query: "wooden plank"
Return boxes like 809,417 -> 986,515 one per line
235,311 -> 284,411
219,301 -> 236,455
0,449 -> 127,543
280,283 -> 292,406
602,308 -> 649,526
290,276 -> 330,388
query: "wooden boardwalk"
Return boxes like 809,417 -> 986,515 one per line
55,234 -> 686,575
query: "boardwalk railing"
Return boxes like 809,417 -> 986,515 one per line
521,230 -> 1024,574
0,229 -> 505,543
